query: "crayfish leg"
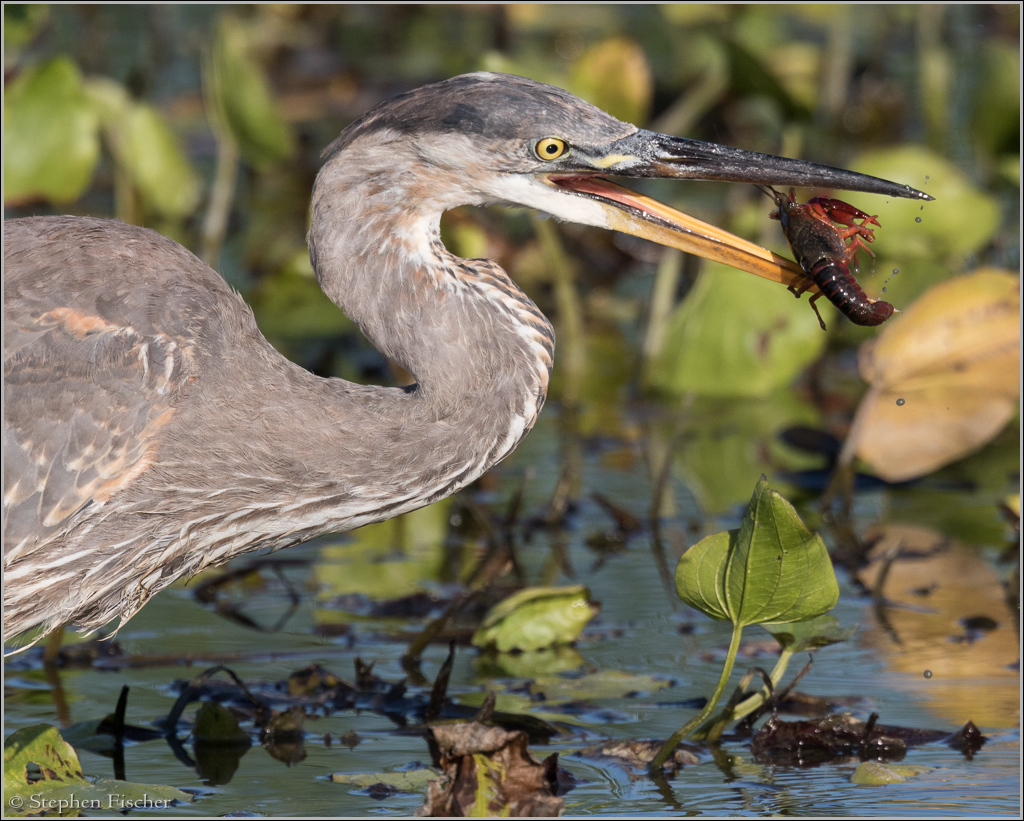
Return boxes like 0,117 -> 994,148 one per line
807,292 -> 828,331
789,277 -> 815,298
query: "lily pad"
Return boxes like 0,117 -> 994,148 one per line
471,586 -> 599,652
675,478 -> 838,626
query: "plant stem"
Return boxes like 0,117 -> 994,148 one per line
650,621 -> 744,772
534,217 -> 585,411
698,647 -> 794,741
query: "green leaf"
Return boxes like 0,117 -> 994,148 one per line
85,78 -> 202,220
193,702 -> 251,745
250,251 -> 356,342
4,4 -> 49,48
35,780 -> 193,813
851,761 -> 932,785
3,57 -> 100,204
852,146 -> 1000,260
567,37 -> 653,124
472,586 -> 599,652
209,15 -> 294,169
120,104 -> 202,218
4,725 -> 87,797
646,264 -> 827,398
331,768 -> 437,791
763,615 -> 856,653
968,43 -> 1020,159
675,479 -> 839,626
4,725 -> 191,816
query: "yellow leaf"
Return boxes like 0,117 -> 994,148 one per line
850,269 -> 1019,481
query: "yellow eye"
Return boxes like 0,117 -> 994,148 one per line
535,137 -> 568,161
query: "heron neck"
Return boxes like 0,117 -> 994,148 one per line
307,159 -> 554,494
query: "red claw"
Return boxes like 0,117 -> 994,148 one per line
762,186 -> 893,329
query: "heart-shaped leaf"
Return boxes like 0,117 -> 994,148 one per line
675,478 -> 838,626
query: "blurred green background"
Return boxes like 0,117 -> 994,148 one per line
3,7 -> 1019,815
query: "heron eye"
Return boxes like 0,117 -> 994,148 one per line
535,138 -> 568,161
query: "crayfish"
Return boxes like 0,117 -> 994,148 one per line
760,186 -> 894,330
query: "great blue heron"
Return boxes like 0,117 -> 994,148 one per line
3,72 -> 929,645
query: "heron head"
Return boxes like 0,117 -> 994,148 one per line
321,72 -> 930,287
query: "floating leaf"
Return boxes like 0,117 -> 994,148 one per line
471,586 -> 599,652
647,264 -> 826,398
331,768 -> 438,793
419,722 -> 563,817
3,57 -> 100,204
675,478 -> 838,626
851,761 -> 932,785
60,717 -> 163,754
4,725 -> 86,797
527,669 -> 674,702
850,269 -> 1019,482
4,726 -> 191,816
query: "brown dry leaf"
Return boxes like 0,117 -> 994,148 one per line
849,269 -> 1019,482
417,722 -> 563,817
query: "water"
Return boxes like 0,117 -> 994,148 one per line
4,404 -> 1018,817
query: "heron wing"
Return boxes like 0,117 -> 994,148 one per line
3,307 -> 192,563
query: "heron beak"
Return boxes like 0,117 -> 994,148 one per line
549,130 -> 932,289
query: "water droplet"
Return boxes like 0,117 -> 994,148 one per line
892,268 -> 899,275
920,205 -> 924,210
925,175 -> 930,180
923,669 -> 933,679
915,217 -> 922,223
896,398 -> 906,406
881,287 -> 887,293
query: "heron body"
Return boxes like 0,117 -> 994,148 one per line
3,73 -> 929,644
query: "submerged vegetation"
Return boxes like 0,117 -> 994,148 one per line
3,4 -> 1019,817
